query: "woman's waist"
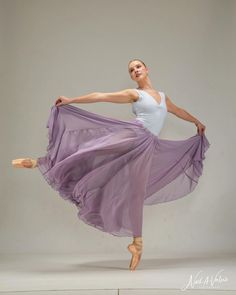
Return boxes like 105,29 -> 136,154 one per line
134,118 -> 163,137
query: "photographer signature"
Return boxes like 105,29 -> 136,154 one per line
181,269 -> 228,290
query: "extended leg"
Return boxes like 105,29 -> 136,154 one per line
12,158 -> 38,168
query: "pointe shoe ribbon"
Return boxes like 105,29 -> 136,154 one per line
12,158 -> 37,168
127,238 -> 143,271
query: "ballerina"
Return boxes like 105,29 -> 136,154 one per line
12,59 -> 209,271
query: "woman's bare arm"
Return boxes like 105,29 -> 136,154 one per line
166,95 -> 206,135
70,89 -> 138,104
166,95 -> 200,124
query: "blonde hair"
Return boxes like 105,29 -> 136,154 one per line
128,59 -> 147,69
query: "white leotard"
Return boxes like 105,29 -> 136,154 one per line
132,89 -> 167,136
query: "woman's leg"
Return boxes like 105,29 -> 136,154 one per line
127,236 -> 143,271
12,158 -> 38,168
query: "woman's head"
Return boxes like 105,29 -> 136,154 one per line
128,59 -> 147,69
128,59 -> 149,82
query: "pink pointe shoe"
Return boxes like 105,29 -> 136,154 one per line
127,237 -> 143,271
12,158 -> 37,168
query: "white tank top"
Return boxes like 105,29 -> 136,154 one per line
132,89 -> 167,136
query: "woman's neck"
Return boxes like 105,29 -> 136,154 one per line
137,78 -> 153,90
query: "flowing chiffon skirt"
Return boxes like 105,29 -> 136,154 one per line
37,105 -> 210,237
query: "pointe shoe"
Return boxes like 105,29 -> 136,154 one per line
12,158 -> 37,168
127,237 -> 143,271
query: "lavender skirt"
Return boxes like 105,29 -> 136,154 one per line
37,105 -> 210,237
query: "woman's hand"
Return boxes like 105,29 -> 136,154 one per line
195,121 -> 206,135
55,96 -> 71,107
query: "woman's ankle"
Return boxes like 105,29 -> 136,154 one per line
133,236 -> 142,242
133,237 -> 143,249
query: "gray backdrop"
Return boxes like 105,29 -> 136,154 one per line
1,0 -> 235,255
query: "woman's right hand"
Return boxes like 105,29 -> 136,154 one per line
55,96 -> 71,107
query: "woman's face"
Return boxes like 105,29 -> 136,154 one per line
128,61 -> 148,82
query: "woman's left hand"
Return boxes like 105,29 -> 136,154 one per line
55,96 -> 71,107
196,122 -> 206,135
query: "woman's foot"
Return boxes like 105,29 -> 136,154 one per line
127,237 -> 143,271
12,158 -> 38,168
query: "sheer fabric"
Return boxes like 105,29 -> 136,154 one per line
37,105 -> 210,237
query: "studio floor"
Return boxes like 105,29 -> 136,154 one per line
0,252 -> 235,295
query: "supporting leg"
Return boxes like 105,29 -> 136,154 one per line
127,236 -> 143,271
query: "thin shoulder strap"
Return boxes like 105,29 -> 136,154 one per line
160,91 -> 165,101
160,92 -> 167,107
133,88 -> 140,94
133,88 -> 141,101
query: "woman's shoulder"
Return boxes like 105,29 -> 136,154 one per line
126,88 -> 140,103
